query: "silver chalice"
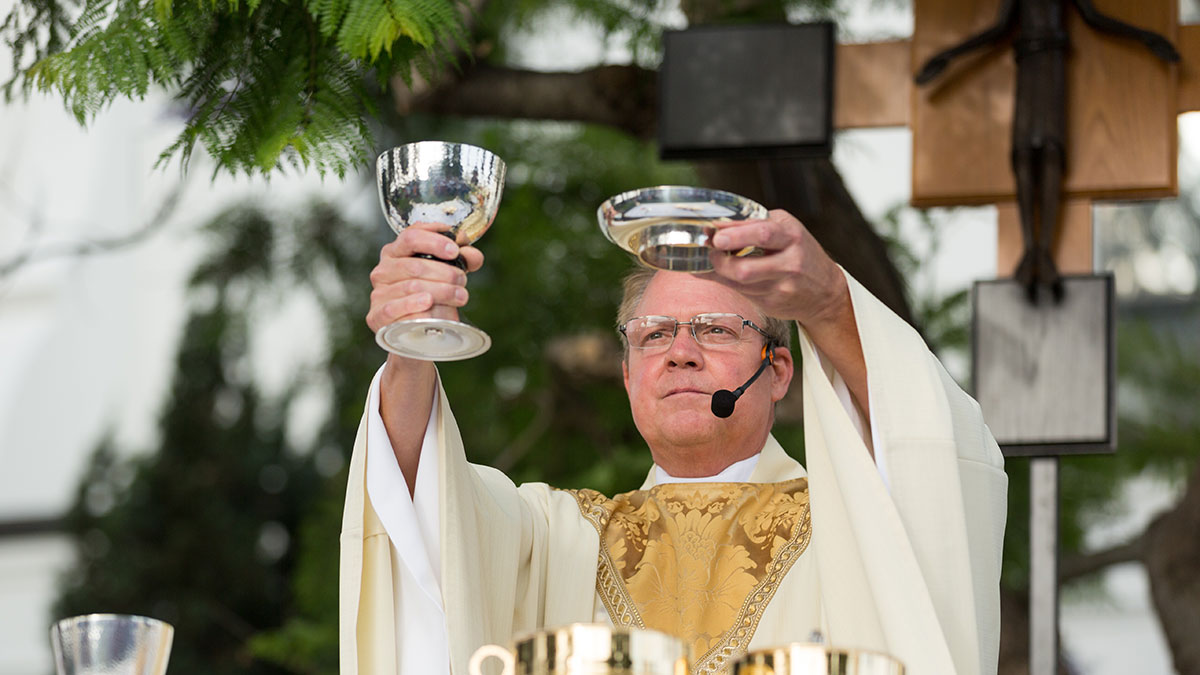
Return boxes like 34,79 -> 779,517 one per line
51,614 -> 174,675
376,141 -> 506,360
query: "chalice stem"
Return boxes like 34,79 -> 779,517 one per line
414,231 -> 468,271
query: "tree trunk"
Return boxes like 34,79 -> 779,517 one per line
998,588 -> 1032,675
401,64 -> 915,326
1143,461 -> 1200,675
996,587 -> 1075,675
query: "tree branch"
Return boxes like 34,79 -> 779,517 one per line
397,64 -> 658,138
1059,535 -> 1146,584
0,177 -> 189,282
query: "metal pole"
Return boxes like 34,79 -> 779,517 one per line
1030,457 -> 1060,675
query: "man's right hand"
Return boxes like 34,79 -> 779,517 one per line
366,222 -> 484,495
366,222 -> 485,336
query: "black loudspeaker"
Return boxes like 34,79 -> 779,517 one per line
658,22 -> 835,161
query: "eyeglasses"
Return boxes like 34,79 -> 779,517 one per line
618,313 -> 772,352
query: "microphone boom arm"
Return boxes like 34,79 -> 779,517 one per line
711,345 -> 776,418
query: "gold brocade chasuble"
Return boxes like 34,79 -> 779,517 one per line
570,480 -> 812,675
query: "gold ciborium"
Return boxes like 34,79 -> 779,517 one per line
731,643 -> 905,675
470,624 -> 689,675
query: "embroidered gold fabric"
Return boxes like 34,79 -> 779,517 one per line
569,479 -> 811,675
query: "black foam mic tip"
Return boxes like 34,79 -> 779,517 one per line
711,389 -> 737,418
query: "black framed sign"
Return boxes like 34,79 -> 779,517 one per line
658,22 -> 835,161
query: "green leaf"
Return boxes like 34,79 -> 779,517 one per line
155,0 -> 173,22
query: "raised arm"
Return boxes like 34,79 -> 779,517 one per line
1071,0 -> 1181,62
365,224 -> 483,495
914,0 -> 1017,84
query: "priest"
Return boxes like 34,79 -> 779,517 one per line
341,208 -> 1008,675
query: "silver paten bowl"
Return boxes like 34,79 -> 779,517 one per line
597,186 -> 767,272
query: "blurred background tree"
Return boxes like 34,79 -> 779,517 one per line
6,0 -> 1200,673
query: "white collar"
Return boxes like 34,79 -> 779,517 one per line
653,452 -> 761,485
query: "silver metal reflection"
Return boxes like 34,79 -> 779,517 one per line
51,614 -> 174,675
597,186 -> 767,272
469,624 -> 689,675
731,643 -> 905,675
375,141 -> 506,360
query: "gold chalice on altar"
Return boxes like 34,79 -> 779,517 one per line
597,186 -> 766,272
469,624 -> 689,675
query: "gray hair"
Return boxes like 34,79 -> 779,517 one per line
616,267 -> 793,354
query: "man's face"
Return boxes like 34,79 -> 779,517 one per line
622,272 -> 793,465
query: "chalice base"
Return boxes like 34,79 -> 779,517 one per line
376,317 -> 492,361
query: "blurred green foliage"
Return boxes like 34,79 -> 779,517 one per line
53,205 -> 340,673
2,0 -> 465,176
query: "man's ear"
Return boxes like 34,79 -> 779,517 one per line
622,358 -> 630,393
769,347 -> 795,403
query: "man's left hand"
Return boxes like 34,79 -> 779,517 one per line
707,209 -> 848,330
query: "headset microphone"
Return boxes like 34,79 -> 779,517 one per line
710,345 -> 776,419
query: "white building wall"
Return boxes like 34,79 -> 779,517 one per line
0,535 -> 73,674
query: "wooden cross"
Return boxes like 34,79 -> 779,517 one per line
834,0 -> 1191,278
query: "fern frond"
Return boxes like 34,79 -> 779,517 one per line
6,0 -> 467,178
2,0 -> 80,99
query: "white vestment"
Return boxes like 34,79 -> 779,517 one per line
339,272 -> 1008,675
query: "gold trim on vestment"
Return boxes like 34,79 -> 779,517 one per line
568,479 -> 812,675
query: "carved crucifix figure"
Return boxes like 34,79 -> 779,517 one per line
915,0 -> 1180,302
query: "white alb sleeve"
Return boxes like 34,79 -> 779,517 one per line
365,365 -> 450,675
813,346 -> 889,490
